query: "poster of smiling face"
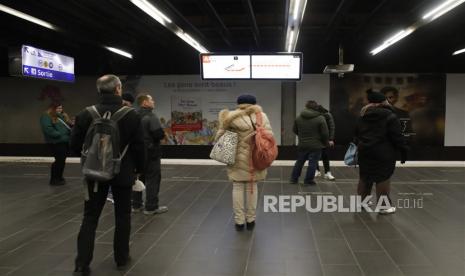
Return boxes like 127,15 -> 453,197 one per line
330,74 -> 446,146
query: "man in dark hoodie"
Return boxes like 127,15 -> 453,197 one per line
132,94 -> 168,215
291,100 -> 329,185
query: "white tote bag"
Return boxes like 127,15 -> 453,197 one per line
210,130 -> 238,165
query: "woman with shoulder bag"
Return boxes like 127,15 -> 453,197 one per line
40,103 -> 71,185
215,94 -> 274,231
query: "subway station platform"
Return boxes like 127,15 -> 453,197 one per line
0,161 -> 464,276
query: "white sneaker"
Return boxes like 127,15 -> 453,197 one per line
324,172 -> 336,181
379,206 -> 396,215
144,206 -> 168,215
315,171 -> 322,177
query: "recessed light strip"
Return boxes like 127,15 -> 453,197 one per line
130,0 -> 171,25
452,48 -> 465,55
370,28 -> 415,55
130,0 -> 208,53
105,47 -> 133,59
285,0 -> 307,52
293,0 -> 301,20
370,0 -> 465,55
423,0 -> 465,21
0,3 -> 56,30
177,32 -> 208,53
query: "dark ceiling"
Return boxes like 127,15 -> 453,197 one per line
1,0 -> 465,75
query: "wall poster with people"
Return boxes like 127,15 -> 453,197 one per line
330,74 -> 446,146
134,75 -> 282,145
171,96 -> 203,131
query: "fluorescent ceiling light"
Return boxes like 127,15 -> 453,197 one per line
293,0 -> 301,20
370,28 -> 415,55
452,48 -> 465,55
287,30 -> 295,52
370,0 -> 465,56
130,0 -> 172,26
130,0 -> 208,53
285,0 -> 307,52
0,3 -> 56,30
423,0 -> 465,21
177,32 -> 208,53
105,46 -> 133,59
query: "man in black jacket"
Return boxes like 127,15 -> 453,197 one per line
132,94 -> 168,215
70,75 -> 145,275
314,105 -> 336,180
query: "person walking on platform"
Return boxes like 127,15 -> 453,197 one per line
355,89 -> 408,215
291,100 -> 329,185
132,94 -> 168,215
314,104 -> 336,180
216,94 -> 274,231
40,103 -> 72,185
70,75 -> 145,274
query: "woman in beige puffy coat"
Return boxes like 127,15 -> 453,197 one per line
215,94 -> 273,231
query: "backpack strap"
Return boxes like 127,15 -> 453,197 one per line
86,105 -> 101,120
111,106 -> 133,122
111,106 -> 133,159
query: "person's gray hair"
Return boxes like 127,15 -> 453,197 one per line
96,74 -> 121,94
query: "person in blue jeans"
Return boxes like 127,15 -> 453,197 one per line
291,100 -> 329,185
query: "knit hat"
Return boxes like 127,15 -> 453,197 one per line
122,93 -> 135,103
366,89 -> 386,103
237,94 -> 256,105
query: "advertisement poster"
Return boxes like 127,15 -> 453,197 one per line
330,74 -> 446,146
170,96 -> 203,132
133,75 -> 281,145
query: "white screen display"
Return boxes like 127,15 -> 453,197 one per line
201,55 -> 250,79
251,55 -> 301,79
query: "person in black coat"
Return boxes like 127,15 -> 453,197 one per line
70,75 -> 145,275
132,94 -> 168,215
355,89 -> 408,215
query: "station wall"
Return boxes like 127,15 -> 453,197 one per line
0,73 -> 463,159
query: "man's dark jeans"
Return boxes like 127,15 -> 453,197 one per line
291,149 -> 322,183
133,152 -> 161,211
76,182 -> 132,266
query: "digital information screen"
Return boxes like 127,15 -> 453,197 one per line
200,53 -> 302,80
21,45 -> 75,82
251,54 -> 302,80
201,55 -> 250,79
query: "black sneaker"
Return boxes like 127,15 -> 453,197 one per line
235,224 -> 245,231
73,266 -> 90,276
116,256 -> 132,270
303,180 -> 316,186
50,179 -> 65,186
246,221 -> 255,231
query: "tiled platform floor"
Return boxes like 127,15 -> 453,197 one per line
0,163 -> 464,276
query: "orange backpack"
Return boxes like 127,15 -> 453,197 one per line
249,112 -> 278,170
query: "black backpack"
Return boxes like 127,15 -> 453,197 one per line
81,105 -> 132,182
